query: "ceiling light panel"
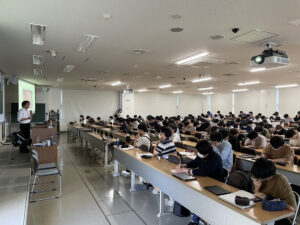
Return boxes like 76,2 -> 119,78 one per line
111,81 -> 121,86
198,87 -> 213,91
77,35 -> 98,52
232,89 -> 248,93
30,24 -> 46,45
32,55 -> 43,65
137,89 -> 147,92
192,77 -> 212,83
159,84 -> 171,89
172,90 -> 183,94
202,92 -> 214,95
250,67 -> 266,72
275,84 -> 298,89
238,81 -> 260,86
176,52 -> 209,65
63,65 -> 75,72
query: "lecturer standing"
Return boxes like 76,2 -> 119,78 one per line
17,101 -> 32,153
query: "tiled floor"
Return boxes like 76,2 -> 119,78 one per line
27,133 -> 190,225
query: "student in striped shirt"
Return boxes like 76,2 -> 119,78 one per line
153,126 -> 176,159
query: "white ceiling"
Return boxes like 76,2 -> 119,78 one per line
1,0 -> 300,94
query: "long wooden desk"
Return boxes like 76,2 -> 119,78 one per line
113,147 -> 294,225
67,124 -> 82,138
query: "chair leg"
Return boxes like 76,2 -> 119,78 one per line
29,175 -> 37,202
59,174 -> 62,197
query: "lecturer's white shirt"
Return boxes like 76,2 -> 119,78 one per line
17,108 -> 31,124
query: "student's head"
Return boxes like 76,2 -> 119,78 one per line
251,158 -> 276,181
80,115 -> 84,120
97,117 -> 101,121
284,114 -> 289,119
169,123 -> 177,134
109,116 -> 113,119
137,123 -> 148,135
285,129 -> 297,139
160,126 -> 172,141
210,132 -> 223,146
162,120 -> 169,127
219,128 -> 229,140
275,125 -> 283,131
255,115 -> 260,120
22,100 -> 30,109
270,136 -> 285,150
195,140 -> 213,158
247,131 -> 258,140
298,111 -> 300,115
229,128 -> 239,136
249,111 -> 253,115
86,116 -> 90,119
254,126 -> 263,134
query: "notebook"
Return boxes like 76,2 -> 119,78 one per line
204,185 -> 231,196
218,190 -> 256,209
170,170 -> 196,181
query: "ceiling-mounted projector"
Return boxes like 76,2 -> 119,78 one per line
250,42 -> 290,68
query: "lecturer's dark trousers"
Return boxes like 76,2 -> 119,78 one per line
19,123 -> 30,153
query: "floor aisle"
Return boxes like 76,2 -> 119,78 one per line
27,133 -> 190,225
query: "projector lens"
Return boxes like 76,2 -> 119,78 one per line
255,55 -> 264,64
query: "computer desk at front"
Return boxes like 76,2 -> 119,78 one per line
113,147 -> 294,225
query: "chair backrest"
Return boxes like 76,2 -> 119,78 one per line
189,137 -> 198,143
139,145 -> 149,152
175,142 -> 184,149
167,154 -> 181,165
292,191 -> 300,225
240,147 -> 256,156
295,149 -> 300,156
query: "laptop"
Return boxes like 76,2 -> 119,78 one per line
204,185 -> 231,196
171,171 -> 196,181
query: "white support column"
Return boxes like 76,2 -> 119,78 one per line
176,94 -> 179,115
232,93 -> 235,114
276,88 -> 279,112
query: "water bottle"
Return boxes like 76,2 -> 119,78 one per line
50,136 -> 54,146
116,138 -> 120,147
36,136 -> 40,144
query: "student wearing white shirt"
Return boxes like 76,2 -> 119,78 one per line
169,123 -> 181,143
134,123 -> 151,150
285,129 -> 300,147
17,101 -> 32,153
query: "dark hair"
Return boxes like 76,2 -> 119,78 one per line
270,136 -> 284,149
210,132 -> 223,142
251,158 -> 276,179
137,123 -> 148,132
285,129 -> 296,138
196,140 -> 213,155
229,128 -> 239,136
97,117 -> 101,120
160,126 -> 172,138
169,123 -> 177,132
284,114 -> 289,118
22,101 -> 30,107
247,131 -> 258,140
254,126 -> 263,133
219,128 -> 229,139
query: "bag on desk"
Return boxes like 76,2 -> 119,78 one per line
262,196 -> 286,211
173,201 -> 190,217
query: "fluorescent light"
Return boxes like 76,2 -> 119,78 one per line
56,77 -> 64,82
34,68 -> 42,76
250,67 -> 266,72
275,84 -> 298,89
63,65 -> 75,72
176,52 -> 209,65
159,84 -> 171,89
198,86 -> 213,91
30,24 -> 46,45
232,89 -> 248,93
172,90 -> 183,94
238,81 -> 260,86
202,92 -> 214,95
137,89 -> 147,92
32,55 -> 43,65
111,81 -> 121,86
77,35 -> 98,52
192,77 -> 212,83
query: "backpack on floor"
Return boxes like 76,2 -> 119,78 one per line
173,201 -> 190,217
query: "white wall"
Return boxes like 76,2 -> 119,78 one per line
60,89 -> 119,131
122,93 -> 134,117
134,92 -> 177,117
211,93 -> 232,115
278,87 -> 300,117
178,94 -> 202,116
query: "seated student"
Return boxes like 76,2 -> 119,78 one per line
210,132 -> 233,176
131,118 -> 140,129
294,111 -> 300,122
285,129 -> 300,147
251,158 -> 296,225
107,116 -> 114,124
169,123 -> 181,143
263,136 -> 294,165
119,118 -> 129,133
244,131 -> 267,149
183,118 -> 196,133
175,140 -> 224,225
240,120 -> 253,133
253,115 -> 262,123
95,117 -> 104,126
272,117 -> 283,128
283,114 -> 294,124
229,128 -> 241,152
153,126 -> 176,159
254,125 -> 270,139
79,115 -> 85,125
134,123 -> 151,150
273,125 -> 287,136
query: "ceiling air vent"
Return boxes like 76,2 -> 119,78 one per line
222,73 -> 237,77
132,49 -> 148,55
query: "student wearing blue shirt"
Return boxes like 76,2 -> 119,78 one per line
210,132 -> 233,177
